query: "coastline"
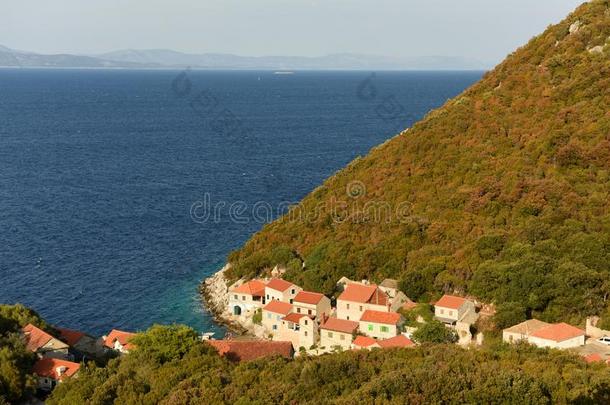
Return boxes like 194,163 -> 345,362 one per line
199,264 -> 251,337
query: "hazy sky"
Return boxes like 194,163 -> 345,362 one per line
2,0 -> 585,64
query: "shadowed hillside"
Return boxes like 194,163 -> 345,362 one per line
227,1 -> 610,324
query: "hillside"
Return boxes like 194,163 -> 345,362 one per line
227,1 -> 610,324
46,324 -> 610,404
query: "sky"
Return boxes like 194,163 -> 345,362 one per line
1,0 -> 586,65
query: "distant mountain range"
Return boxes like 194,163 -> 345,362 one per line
0,45 -> 489,70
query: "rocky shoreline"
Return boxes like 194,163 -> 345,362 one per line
199,264 -> 253,337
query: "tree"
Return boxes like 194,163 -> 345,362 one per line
412,321 -> 458,344
493,302 -> 528,330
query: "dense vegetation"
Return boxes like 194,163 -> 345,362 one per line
47,324 -> 610,404
227,1 -> 610,324
0,304 -> 47,404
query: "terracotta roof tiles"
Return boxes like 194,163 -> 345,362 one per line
321,318 -> 359,334
360,310 -> 401,325
263,300 -> 293,315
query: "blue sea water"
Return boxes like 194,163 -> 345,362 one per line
0,69 -> 482,337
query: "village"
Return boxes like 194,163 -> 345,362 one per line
19,273 -> 610,395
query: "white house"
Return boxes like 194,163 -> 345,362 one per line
32,357 -> 80,391
103,329 -> 136,354
359,310 -> 402,340
265,279 -> 301,304
292,291 -> 332,320
262,300 -> 293,334
320,318 -> 359,351
22,324 -> 71,360
503,320 -> 585,349
279,313 -> 319,350
336,283 -> 390,321
434,295 -> 476,326
228,279 -> 266,316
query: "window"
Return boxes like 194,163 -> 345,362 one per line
308,309 -> 312,315
346,316 -> 350,320
242,296 -> 246,301
291,289 -> 295,294
359,306 -> 363,311
290,299 -> 293,304
273,325 -> 277,330
381,326 -> 389,333
449,311 -> 454,317
267,294 -> 269,300
340,334 -> 345,341
304,331 -> 308,336
297,308 -> 301,313
304,320 -> 308,325
234,294 -> 238,299
347,304 -> 350,309
368,324 -> 373,331
328,332 -> 333,338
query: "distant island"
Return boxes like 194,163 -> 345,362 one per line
0,45 -> 490,70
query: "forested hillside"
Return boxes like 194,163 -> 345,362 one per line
47,325 -> 610,404
0,305 -> 49,404
227,1 -> 610,324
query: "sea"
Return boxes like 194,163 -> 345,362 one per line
0,69 -> 482,337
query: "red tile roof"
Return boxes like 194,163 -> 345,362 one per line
232,280 -> 266,296
584,353 -> 603,363
294,291 -> 326,305
530,322 -> 585,342
321,318 -> 359,334
360,310 -> 401,325
338,284 -> 388,306
32,358 -> 80,381
352,335 -> 378,348
22,324 -> 56,352
104,329 -> 137,350
263,300 -> 293,315
282,313 -> 309,323
378,335 -> 415,348
207,340 -> 293,362
56,327 -> 86,346
435,295 -> 468,310
266,278 -> 294,292
338,284 -> 377,303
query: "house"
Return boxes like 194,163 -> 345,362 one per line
502,320 -> 585,349
265,278 -> 301,304
32,357 -> 80,391
378,334 -> 414,349
103,329 -> 136,354
434,295 -> 476,326
229,279 -> 266,316
56,327 -> 104,360
279,313 -> 318,350
336,283 -> 389,321
320,318 -> 359,350
359,310 -> 402,340
206,339 -> 294,362
292,291 -> 332,320
352,335 -> 380,350
22,324 -> 70,360
262,300 -> 293,334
